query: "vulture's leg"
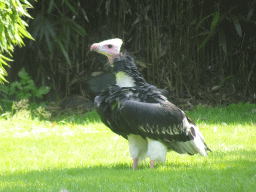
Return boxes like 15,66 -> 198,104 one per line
150,160 -> 155,169
133,159 -> 138,170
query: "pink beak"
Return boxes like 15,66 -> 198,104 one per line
90,43 -> 98,51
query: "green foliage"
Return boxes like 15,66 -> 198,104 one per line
197,12 -> 220,51
0,68 -> 50,102
26,0 -> 87,96
5,0 -> 256,102
0,55 -> 12,83
0,0 -> 35,83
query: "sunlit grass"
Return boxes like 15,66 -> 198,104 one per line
0,104 -> 255,191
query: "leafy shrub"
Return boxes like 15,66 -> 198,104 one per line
0,68 -> 50,102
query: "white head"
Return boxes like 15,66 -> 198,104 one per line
90,38 -> 135,87
90,38 -> 123,60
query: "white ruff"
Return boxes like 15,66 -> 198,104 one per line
116,71 -> 135,87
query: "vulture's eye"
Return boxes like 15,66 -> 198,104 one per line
108,44 -> 113,48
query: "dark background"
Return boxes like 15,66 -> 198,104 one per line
6,0 -> 256,106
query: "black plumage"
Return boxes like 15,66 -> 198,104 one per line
91,38 -> 211,169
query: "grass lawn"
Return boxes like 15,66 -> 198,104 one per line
0,103 -> 255,191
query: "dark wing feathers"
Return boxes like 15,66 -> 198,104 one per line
95,95 -> 129,139
120,100 -> 194,144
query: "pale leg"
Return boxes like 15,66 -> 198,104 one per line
150,160 -> 155,169
133,158 -> 138,170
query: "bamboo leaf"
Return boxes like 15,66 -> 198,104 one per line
44,18 -> 56,39
63,0 -> 78,16
195,31 -> 210,36
22,0 -> 33,7
15,0 -> 32,18
210,12 -> 220,31
0,74 -> 8,84
0,64 -> 7,77
219,30 -> 227,55
48,0 -> 55,14
247,8 -> 254,20
35,16 -> 56,50
197,33 -> 212,52
69,19 -> 86,36
56,39 -> 71,66
80,8 -> 89,22
219,75 -> 233,87
45,32 -> 53,53
196,13 -> 215,31
233,16 -> 242,37
197,12 -> 220,51
31,14 -> 42,40
105,0 -> 111,16
38,21 -> 45,42
17,24 -> 34,40
132,15 -> 142,26
97,0 -> 104,12
0,55 -> 12,62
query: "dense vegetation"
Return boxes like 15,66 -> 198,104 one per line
1,0 -> 255,106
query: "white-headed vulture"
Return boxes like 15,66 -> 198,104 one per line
90,38 -> 211,169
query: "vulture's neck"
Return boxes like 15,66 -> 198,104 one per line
109,53 -> 146,88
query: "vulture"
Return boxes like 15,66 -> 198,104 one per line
90,38 -> 211,169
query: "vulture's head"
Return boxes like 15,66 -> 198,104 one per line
90,38 -> 139,87
90,38 -> 123,62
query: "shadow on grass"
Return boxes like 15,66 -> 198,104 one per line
1,150 -> 255,192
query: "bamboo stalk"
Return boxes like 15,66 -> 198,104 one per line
147,26 -> 150,82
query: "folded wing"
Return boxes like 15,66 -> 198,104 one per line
120,100 -> 210,155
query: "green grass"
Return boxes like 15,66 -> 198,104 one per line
0,103 -> 256,192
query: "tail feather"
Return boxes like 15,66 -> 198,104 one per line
166,141 -> 187,154
165,116 -> 211,156
179,141 -> 197,155
191,136 -> 208,156
181,117 -> 210,156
